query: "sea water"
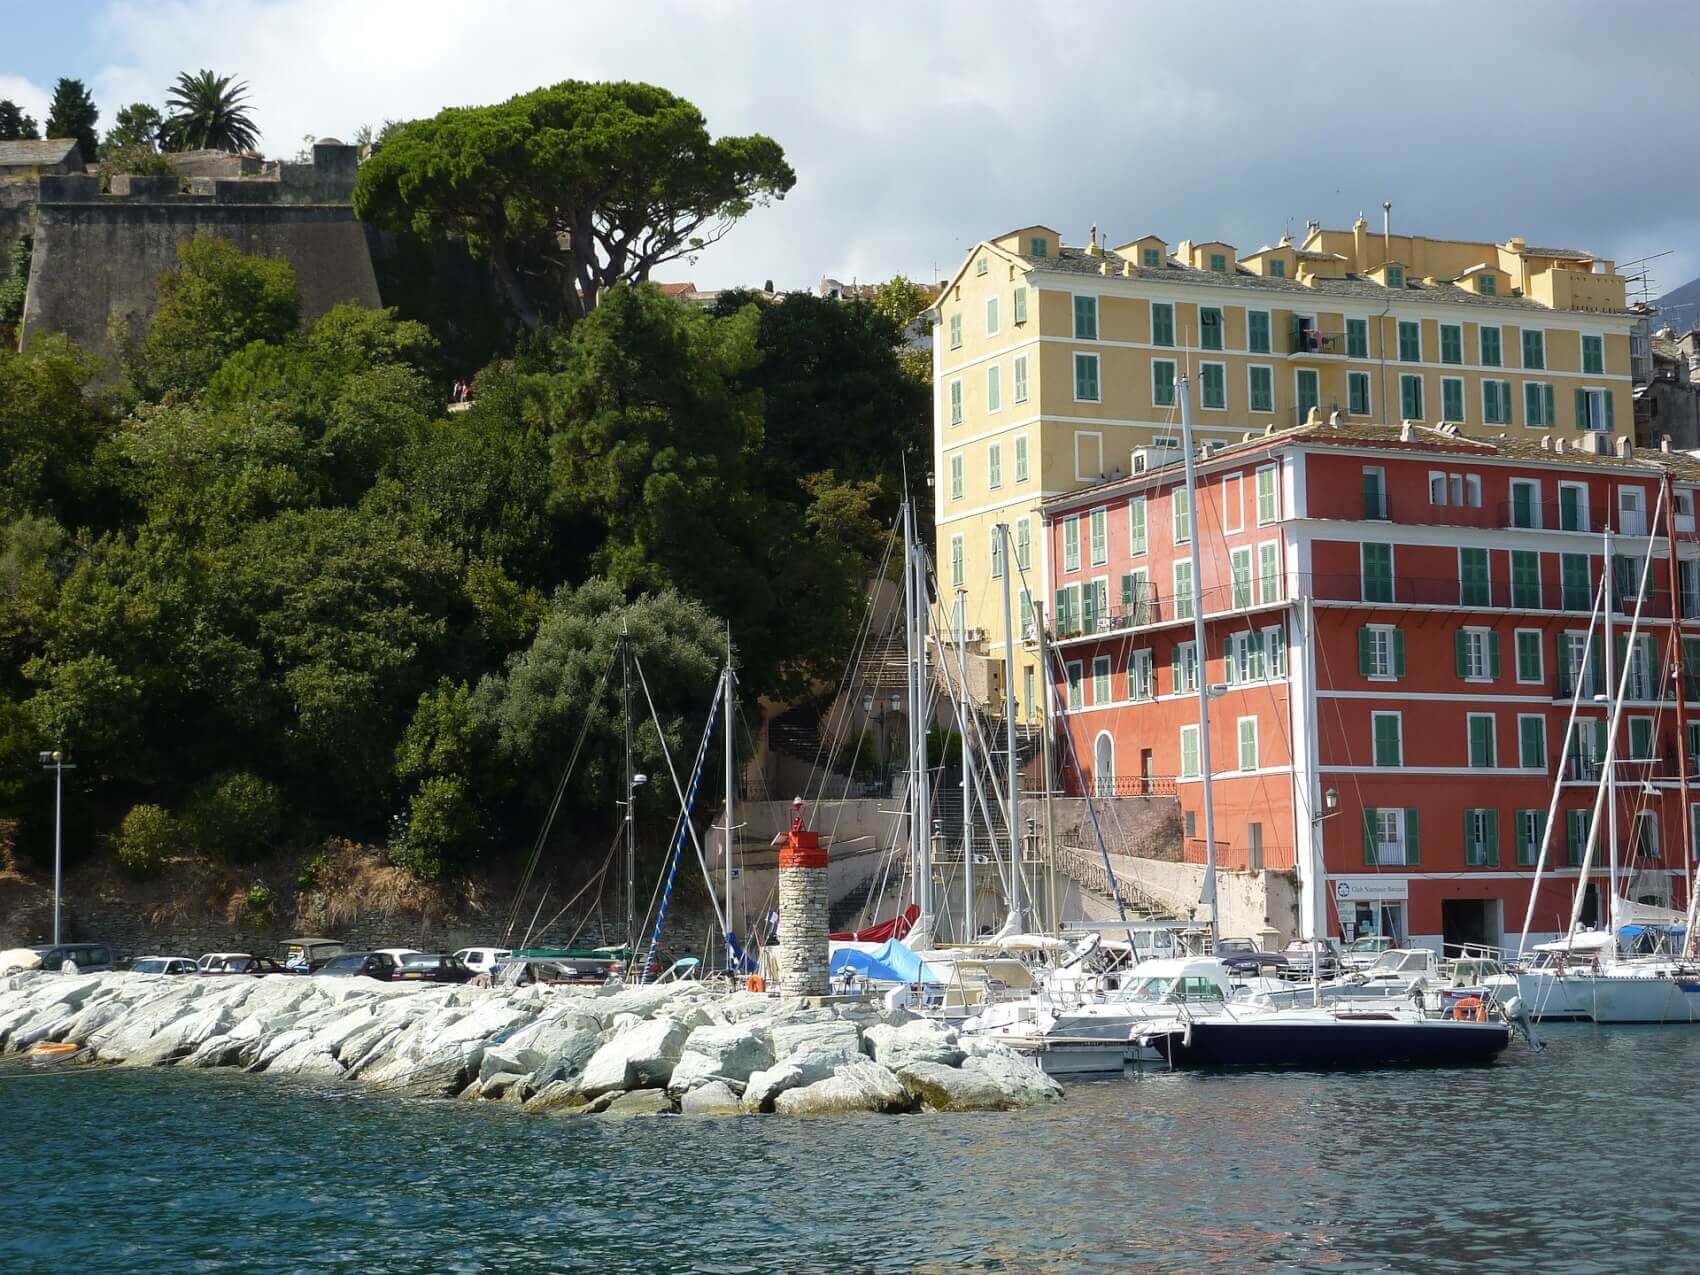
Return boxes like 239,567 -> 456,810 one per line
3,1023 -> 1696,1273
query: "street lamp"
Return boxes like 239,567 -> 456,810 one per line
38,750 -> 74,946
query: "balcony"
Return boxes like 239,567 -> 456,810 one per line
1052,579 -> 1282,643
1288,320 -> 1345,359
1307,569 -> 1673,618
1185,836 -> 1297,872
1498,499 -> 1610,534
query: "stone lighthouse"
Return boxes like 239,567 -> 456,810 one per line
776,796 -> 829,997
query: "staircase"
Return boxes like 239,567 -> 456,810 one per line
1053,843 -> 1179,920
829,875 -> 879,932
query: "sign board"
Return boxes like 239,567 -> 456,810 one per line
1333,876 -> 1409,902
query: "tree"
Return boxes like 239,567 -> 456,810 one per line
161,70 -> 259,153
355,80 -> 795,329
105,102 -> 163,152
0,100 -> 40,141
44,79 -> 98,163
870,275 -> 937,385
125,233 -> 301,401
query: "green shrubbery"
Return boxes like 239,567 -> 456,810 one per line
113,803 -> 182,876
186,772 -> 284,860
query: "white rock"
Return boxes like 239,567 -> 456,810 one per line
601,1088 -> 673,1117
770,1018 -> 862,1062
680,1080 -> 743,1116
863,1020 -> 965,1069
124,1006 -> 237,1066
961,1048 -> 1065,1106
894,1061 -> 1019,1111
667,1023 -> 774,1094
580,1017 -> 690,1097
741,1061 -> 806,1113
772,1060 -> 911,1115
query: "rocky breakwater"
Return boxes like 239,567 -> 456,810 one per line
0,971 -> 1064,1116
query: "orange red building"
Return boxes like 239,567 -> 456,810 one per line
1040,419 -> 1700,954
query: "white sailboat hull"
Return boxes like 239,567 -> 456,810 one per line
1582,970 -> 1700,1024
1486,972 -> 1594,1021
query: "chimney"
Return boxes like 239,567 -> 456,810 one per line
1615,436 -> 1632,459
1328,408 -> 1342,428
1540,434 -> 1551,450
1304,406 -> 1321,427
1399,421 -> 1413,442
1554,437 -> 1566,453
1382,201 -> 1392,267
1353,213 -> 1368,271
1662,436 -> 1672,453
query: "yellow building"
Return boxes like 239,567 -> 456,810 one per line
932,218 -> 1637,717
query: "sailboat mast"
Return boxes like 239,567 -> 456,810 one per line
903,499 -> 932,924
1176,375 -> 1218,948
999,521 -> 1024,930
957,586 -> 974,943
622,627 -> 636,953
723,628 -> 735,969
1604,524 -> 1618,932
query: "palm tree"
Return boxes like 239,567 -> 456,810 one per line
161,70 -> 260,153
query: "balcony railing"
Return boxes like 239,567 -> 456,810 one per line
1308,570 -> 1674,618
1052,579 -> 1285,642
1289,321 -> 1344,357
1497,498 -> 1610,534
1185,836 -> 1297,872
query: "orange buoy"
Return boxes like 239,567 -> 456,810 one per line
29,1041 -> 79,1059
746,974 -> 767,993
1451,996 -> 1487,1022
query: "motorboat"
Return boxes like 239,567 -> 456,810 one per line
1134,1002 -> 1514,1069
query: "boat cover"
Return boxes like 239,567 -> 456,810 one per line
829,936 -> 941,984
829,903 -> 919,943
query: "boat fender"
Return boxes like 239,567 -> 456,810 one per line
746,974 -> 766,993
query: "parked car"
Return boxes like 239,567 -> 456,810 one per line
198,951 -> 252,971
1280,938 -> 1343,980
314,951 -> 401,981
373,947 -> 424,968
394,953 -> 475,984
281,937 -> 346,972
453,946 -> 513,975
31,942 -> 116,973
1339,934 -> 1396,972
130,956 -> 198,975
199,954 -> 291,976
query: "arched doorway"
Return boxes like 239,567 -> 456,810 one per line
1094,731 -> 1115,797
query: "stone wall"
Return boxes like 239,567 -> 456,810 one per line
0,181 -> 34,271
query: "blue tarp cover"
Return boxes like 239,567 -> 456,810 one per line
829,937 -> 941,984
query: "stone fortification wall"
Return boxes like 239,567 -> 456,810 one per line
17,141 -> 379,363
0,181 -> 34,266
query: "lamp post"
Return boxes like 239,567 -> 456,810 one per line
39,750 -> 74,946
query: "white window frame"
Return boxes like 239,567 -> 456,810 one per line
1429,470 -> 1449,506
1467,711 -> 1498,768
1063,515 -> 1081,572
1399,372 -> 1424,421
1258,540 -> 1281,604
1556,481 -> 1588,532
1365,624 -> 1397,680
1483,378 -> 1512,425
986,364 -> 1001,414
1247,363 -> 1275,414
1237,716 -> 1259,772
1092,655 -> 1112,705
948,313 -> 962,350
985,295 -> 999,337
987,441 -> 1003,490
1582,386 -> 1610,433
1347,370 -> 1372,417
1517,712 -> 1548,769
1199,359 -> 1228,411
1012,287 -> 1028,326
1012,354 -> 1029,405
1129,649 -> 1153,701
1462,625 -> 1493,680
949,454 -> 963,501
1375,809 -> 1406,866
1013,434 -> 1029,483
1015,518 -> 1031,570
1508,479 -> 1541,529
1089,506 -> 1109,566
1066,660 -> 1084,710
1514,627 -> 1544,685
1173,560 -> 1195,620
1371,710 -> 1404,766
949,534 -> 965,588
1173,487 -> 1192,545
1129,495 -> 1148,555
1522,328 -> 1545,370
1263,623 -> 1287,678
1441,375 -> 1465,424
1073,352 -> 1101,403
1256,464 -> 1279,525
1247,308 -> 1272,355
949,378 -> 963,426
1222,474 -> 1243,532
1230,546 -> 1254,609
1524,380 -> 1553,427
1179,723 -> 1201,778
1073,293 -> 1099,341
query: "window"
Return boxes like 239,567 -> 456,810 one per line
1142,247 -> 1161,268
987,442 -> 1003,489
1364,807 -> 1419,866
1249,365 -> 1274,412
1558,483 -> 1588,532
1386,265 -> 1405,289
1460,548 -> 1491,606
1583,334 -> 1604,375
1074,353 -> 1100,401
1210,253 -> 1228,274
1480,326 -> 1502,367
1013,287 -> 1028,325
1201,362 -> 1226,409
1363,466 -> 1388,520
1515,630 -> 1543,684
1613,553 -> 1649,609
1468,713 -> 1498,767
1362,543 -> 1393,602
1259,541 -> 1281,602
1515,810 -> 1547,867
989,527 -> 1004,579
1483,379 -> 1513,425
1524,381 -> 1556,427
1016,518 -> 1031,570
1089,507 -> 1108,565
1092,655 -> 1111,704
1509,479 -> 1540,529
1263,623 -> 1287,678
1230,547 -> 1253,608
1173,488 -> 1192,544
1577,387 -> 1613,433
1238,717 -> 1259,771
1073,294 -> 1098,340
1346,317 -> 1368,359
949,378 -> 963,425
1129,496 -> 1147,554
1225,631 -> 1258,684
1477,274 -> 1498,297
1519,714 -> 1547,769
1348,371 -> 1371,416
1555,551 -> 1588,608
1440,324 -> 1463,365
1054,584 -> 1081,636
1081,578 -> 1108,635
1511,550 -> 1541,608
1398,320 -> 1421,362
1359,625 -> 1405,679
948,313 -> 962,349
1256,466 -> 1279,524
1566,809 -> 1593,867
1014,435 -> 1029,483
1429,471 -> 1449,505
1030,236 -> 1047,258
1269,258 -> 1286,278
949,454 -> 963,500
1180,724 -> 1201,777
1629,716 -> 1653,760
1023,666 -> 1035,719
986,296 -> 999,337
1372,712 -> 1403,766
1296,369 -> 1320,422
1400,374 -> 1424,421
986,365 -> 1001,413
1623,635 -> 1655,700
1223,474 -> 1243,532
1173,560 -> 1194,620
1522,329 -> 1545,370
949,535 -> 964,587
1151,302 -> 1175,347
1128,650 -> 1153,700
1558,631 -> 1602,698
1442,377 -> 1465,422
1200,307 -> 1224,350
1066,661 -> 1083,709
976,256 -> 988,276
1063,516 -> 1081,571
1249,311 -> 1271,354
1013,355 -> 1029,404
1465,809 -> 1500,866
1152,358 -> 1176,406
1173,640 -> 1199,693
1457,626 -> 1500,680
1120,569 -> 1150,624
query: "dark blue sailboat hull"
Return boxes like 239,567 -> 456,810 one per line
1152,1018 -> 1512,1069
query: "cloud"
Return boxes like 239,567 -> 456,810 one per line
71,0 -> 1700,295
0,76 -> 52,129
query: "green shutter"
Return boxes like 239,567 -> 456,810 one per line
1121,573 -> 1134,609
1544,385 -> 1555,426
1516,812 -> 1529,866
1486,810 -> 1499,866
1605,392 -> 1615,431
1359,628 -> 1372,676
1405,809 -> 1420,865
1392,630 -> 1406,677
1556,634 -> 1572,691
1455,630 -> 1469,677
1224,636 -> 1238,684
1363,809 -> 1376,865
1171,646 -> 1181,692
1488,631 -> 1501,679
1464,810 -> 1477,865
1576,388 -> 1589,430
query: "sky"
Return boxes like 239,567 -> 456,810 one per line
6,0 -> 1699,299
